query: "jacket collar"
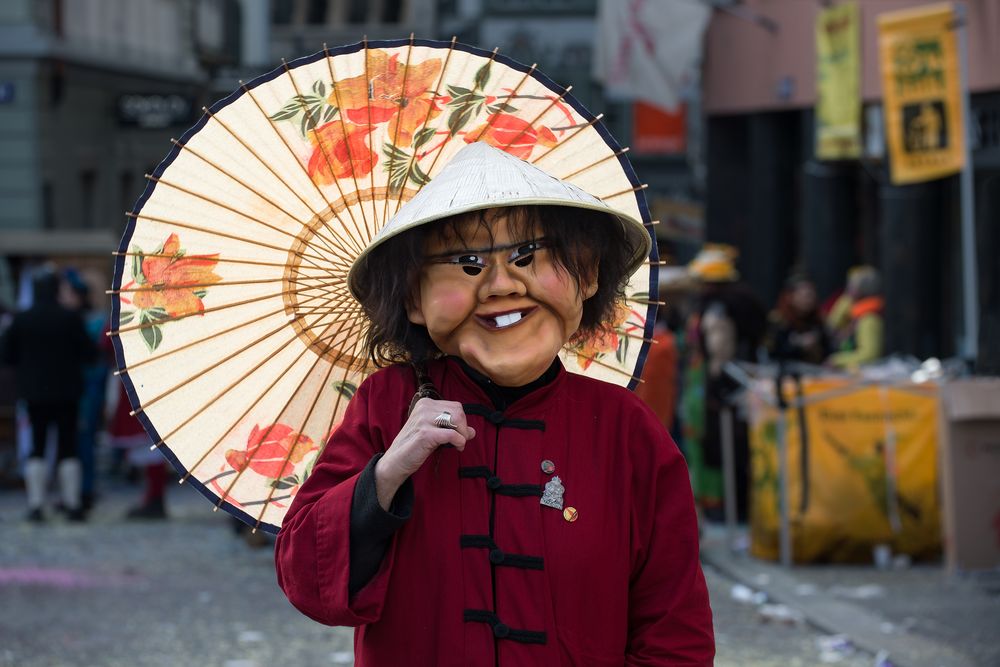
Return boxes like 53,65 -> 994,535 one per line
439,355 -> 566,414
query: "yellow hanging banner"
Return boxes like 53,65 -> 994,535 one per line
816,1 -> 861,160
878,2 -> 965,184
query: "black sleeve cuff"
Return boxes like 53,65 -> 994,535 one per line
348,453 -> 413,595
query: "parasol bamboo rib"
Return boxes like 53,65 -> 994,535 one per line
493,85 -> 572,155
324,43 -> 374,242
186,310 -> 362,482
235,82 -> 369,260
627,297 -> 666,307
115,252 -> 304,271
112,273 -> 353,297
391,36 -> 457,218
556,147 -> 629,181
147,329 -> 306,449
178,347 -> 316,485
468,63 -> 537,144
280,60 -> 369,255
125,211 -> 330,270
214,311 -> 366,507
530,113 -> 601,165
381,34 -> 415,227
129,320 -> 296,416
196,113 -> 359,262
110,285 -> 320,337
113,292 -> 330,376
179,305 -> 363,484
644,220 -> 660,228
252,350 -> 342,530
569,349 -> 644,384
111,277 -> 282,295
292,303 -> 361,317
169,137 -> 357,262
619,330 -> 657,344
363,38 -> 379,233
416,47 -> 500,187
251,335 -> 363,530
601,184 -> 648,202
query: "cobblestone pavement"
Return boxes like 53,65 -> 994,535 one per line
2,483 -> 872,667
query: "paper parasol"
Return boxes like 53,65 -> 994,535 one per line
110,37 -> 659,534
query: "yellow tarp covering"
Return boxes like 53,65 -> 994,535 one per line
748,379 -> 941,563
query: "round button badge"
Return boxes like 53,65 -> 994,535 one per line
563,507 -> 578,522
541,459 -> 555,475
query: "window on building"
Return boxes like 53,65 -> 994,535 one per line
273,0 -> 295,25
382,0 -> 404,23
80,169 -> 97,229
347,0 -> 367,24
121,171 -> 136,214
42,182 -> 55,230
307,0 -> 328,24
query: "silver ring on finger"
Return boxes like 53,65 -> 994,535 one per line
433,411 -> 457,430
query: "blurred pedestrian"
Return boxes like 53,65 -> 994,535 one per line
635,314 -> 680,431
62,268 -> 110,510
0,268 -> 97,522
765,273 -> 831,365
106,378 -> 167,519
685,244 -> 766,523
827,265 -> 884,370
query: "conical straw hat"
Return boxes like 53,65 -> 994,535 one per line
348,141 -> 650,298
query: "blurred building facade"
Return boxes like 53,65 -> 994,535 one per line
701,0 -> 1000,372
0,0 -> 233,255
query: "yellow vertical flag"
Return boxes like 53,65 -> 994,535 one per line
878,2 -> 965,184
816,1 -> 861,160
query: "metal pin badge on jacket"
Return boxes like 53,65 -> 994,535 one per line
540,459 -> 555,475
540,475 -> 564,510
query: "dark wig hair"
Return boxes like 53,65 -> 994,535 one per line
353,205 -> 643,367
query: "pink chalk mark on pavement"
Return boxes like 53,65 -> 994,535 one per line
0,567 -> 142,589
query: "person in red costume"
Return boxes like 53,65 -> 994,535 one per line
274,143 -> 714,666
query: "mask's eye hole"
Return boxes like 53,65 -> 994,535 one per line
513,255 -> 534,268
510,240 -> 544,268
449,253 -> 486,276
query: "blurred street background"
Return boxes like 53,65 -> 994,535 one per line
2,1 -> 1000,666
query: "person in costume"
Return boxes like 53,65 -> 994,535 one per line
764,273 -> 830,366
275,143 -> 714,665
682,244 -> 765,523
827,265 -> 884,371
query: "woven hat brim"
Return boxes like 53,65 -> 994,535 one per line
347,196 -> 650,303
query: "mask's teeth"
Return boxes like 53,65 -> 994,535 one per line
494,312 -> 523,328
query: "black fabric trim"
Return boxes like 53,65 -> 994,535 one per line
459,534 -> 544,570
348,453 -> 413,596
463,609 -> 547,644
457,467 -> 543,497
451,355 -> 560,410
462,403 -> 546,431
458,466 -> 493,478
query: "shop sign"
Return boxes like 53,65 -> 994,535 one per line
877,2 -> 965,184
117,94 -> 195,129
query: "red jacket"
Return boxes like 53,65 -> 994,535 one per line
275,358 -> 714,666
